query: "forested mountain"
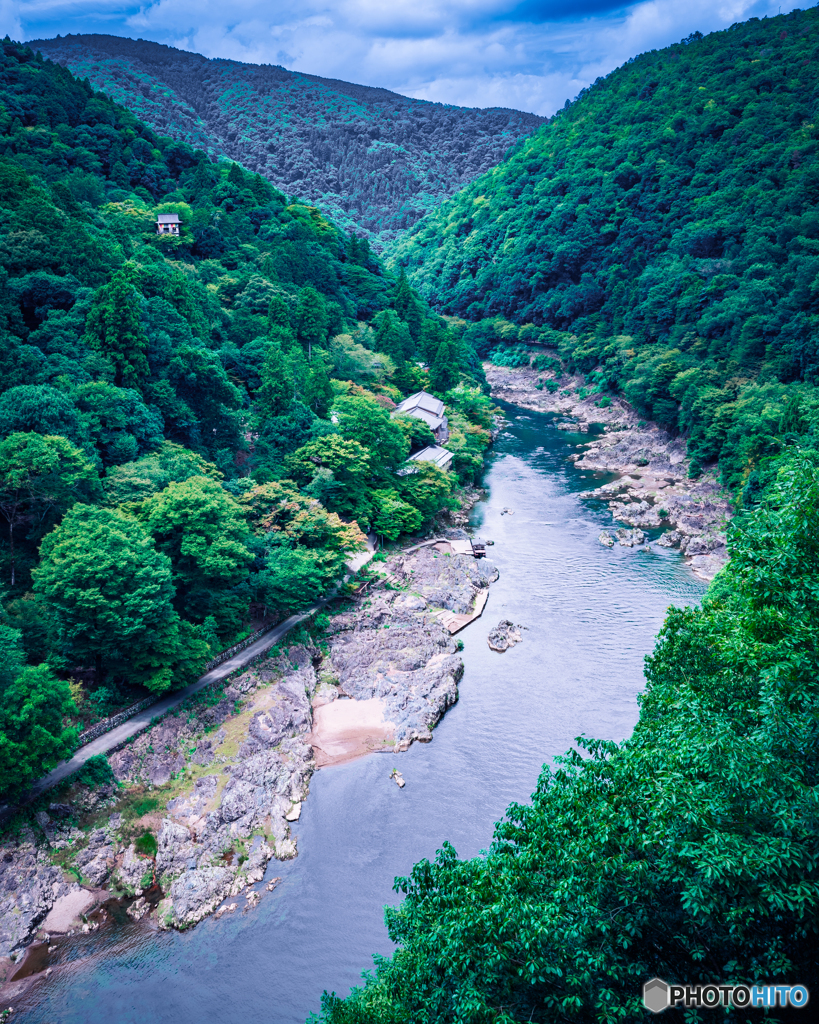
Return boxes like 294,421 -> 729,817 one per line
27,34 -> 544,246
394,7 -> 819,493
0,38 -> 491,795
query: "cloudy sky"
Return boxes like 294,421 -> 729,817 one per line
4,0 -> 805,114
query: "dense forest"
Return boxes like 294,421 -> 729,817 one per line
394,7 -> 819,495
27,34 -> 544,245
0,38 -> 492,797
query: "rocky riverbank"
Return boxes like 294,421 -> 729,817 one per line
0,541 -> 496,991
486,362 -> 731,581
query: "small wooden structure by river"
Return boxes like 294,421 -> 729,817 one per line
437,588 -> 489,634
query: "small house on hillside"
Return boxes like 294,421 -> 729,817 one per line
392,390 -> 449,443
157,213 -> 181,236
405,445 -> 454,473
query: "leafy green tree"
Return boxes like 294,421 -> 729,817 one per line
392,413 -> 435,453
0,620 -> 24,691
103,442 -> 222,509
256,545 -> 331,612
331,393 -> 409,478
139,475 -> 254,622
74,381 -> 164,466
0,432 -> 100,586
33,505 -> 203,691
242,480 -> 365,608
286,435 -> 371,520
166,344 -> 244,456
371,490 -> 422,541
83,266 -> 149,389
329,334 -> 396,385
254,401 -> 317,472
0,660 -> 77,800
240,480 -> 365,559
0,385 -> 82,443
398,463 -> 455,520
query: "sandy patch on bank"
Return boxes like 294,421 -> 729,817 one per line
307,698 -> 396,767
41,889 -> 95,933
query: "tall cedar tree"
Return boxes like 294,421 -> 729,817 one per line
83,266 -> 148,389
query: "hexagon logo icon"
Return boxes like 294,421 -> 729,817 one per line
643,977 -> 670,1013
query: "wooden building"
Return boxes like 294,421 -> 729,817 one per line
157,213 -> 181,236
392,390 -> 449,443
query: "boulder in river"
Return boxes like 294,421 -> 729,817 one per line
487,620 -> 523,652
615,527 -> 646,547
598,531 -> 615,548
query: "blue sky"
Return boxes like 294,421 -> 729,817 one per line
3,0 -> 806,114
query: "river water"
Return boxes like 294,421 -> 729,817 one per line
16,403 -> 705,1023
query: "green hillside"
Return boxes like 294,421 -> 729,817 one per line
0,39 -> 490,796
394,8 -> 819,491
28,34 -> 544,246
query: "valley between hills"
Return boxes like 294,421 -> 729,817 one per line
1,8 -> 819,1020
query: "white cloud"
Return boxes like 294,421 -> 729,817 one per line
0,0 -> 23,38
8,0 -> 806,114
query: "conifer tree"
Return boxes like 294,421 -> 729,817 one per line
393,269 -> 423,346
375,310 -> 412,363
83,266 -> 148,389
258,338 -> 293,419
430,335 -> 461,393
296,285 -> 328,360
267,295 -> 292,335
304,352 -> 334,418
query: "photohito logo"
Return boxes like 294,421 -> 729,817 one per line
642,978 -> 810,1013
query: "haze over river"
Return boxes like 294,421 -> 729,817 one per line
17,403 -> 705,1023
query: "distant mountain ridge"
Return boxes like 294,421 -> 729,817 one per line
28,33 -> 544,246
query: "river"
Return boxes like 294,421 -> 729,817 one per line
15,402 -> 705,1023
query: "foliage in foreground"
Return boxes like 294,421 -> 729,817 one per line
314,454 -> 819,1022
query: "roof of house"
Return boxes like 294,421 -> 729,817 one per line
403,408 -> 447,432
408,445 -> 454,470
393,391 -> 447,432
395,391 -> 444,418
157,213 -> 181,223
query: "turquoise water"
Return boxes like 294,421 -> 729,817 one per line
15,404 -> 705,1023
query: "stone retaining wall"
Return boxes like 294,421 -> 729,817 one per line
201,625 -> 271,672
75,626 -> 275,748
77,697 -> 155,746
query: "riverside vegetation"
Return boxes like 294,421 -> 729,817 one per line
0,37 -> 494,801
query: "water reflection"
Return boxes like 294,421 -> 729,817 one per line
15,404 -> 705,1023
